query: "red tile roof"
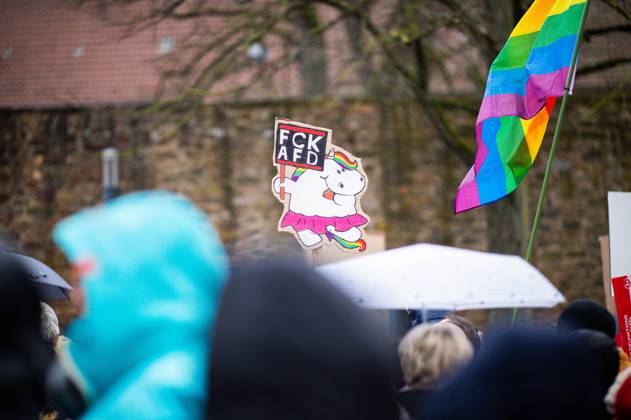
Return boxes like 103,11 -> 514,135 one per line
0,0 -> 192,109
1,1 -> 629,110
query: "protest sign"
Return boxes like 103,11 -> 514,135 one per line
272,118 -> 370,253
273,118 -> 331,200
612,275 -> 631,356
274,119 -> 330,171
609,192 -> 631,279
605,194 -> 631,352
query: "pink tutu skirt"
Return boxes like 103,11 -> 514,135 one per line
281,211 -> 368,234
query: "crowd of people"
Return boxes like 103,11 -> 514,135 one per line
2,190 -> 631,419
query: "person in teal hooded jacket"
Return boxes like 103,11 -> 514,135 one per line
53,191 -> 228,419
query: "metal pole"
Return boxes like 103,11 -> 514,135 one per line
390,311 -> 398,337
512,0 -> 591,325
102,147 -> 120,202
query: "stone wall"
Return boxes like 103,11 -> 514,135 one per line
1,95 -> 630,326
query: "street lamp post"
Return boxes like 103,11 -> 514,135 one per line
101,147 -> 119,202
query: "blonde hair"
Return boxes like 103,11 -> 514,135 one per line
40,302 -> 60,347
398,322 -> 473,389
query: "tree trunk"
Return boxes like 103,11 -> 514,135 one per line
343,3 -> 373,88
483,0 -> 514,62
482,0 -> 530,326
294,4 -> 329,96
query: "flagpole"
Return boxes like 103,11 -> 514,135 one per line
512,0 -> 591,325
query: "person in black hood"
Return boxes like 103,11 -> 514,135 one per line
207,261 -> 400,420
422,328 -> 611,420
568,329 -> 619,419
0,252 -> 52,419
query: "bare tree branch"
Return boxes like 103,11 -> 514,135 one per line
171,6 -> 254,19
320,0 -> 474,163
599,0 -> 631,23
585,24 -> 631,37
436,0 -> 498,63
577,57 -> 631,76
82,0 -> 629,165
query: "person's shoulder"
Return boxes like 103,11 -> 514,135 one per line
398,388 -> 432,418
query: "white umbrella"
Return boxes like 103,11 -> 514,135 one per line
317,243 -> 565,311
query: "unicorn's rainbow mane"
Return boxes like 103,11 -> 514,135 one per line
332,151 -> 358,170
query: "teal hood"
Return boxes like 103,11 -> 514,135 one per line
53,191 -> 228,419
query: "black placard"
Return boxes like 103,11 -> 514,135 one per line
274,122 -> 329,171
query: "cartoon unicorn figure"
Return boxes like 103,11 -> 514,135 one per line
273,148 -> 369,251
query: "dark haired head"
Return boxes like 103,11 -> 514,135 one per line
444,314 -> 482,349
557,299 -> 616,339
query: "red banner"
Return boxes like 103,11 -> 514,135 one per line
613,275 -> 631,356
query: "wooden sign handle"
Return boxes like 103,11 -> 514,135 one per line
280,164 -> 286,201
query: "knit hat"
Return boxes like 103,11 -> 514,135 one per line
557,299 -> 616,338
207,260 -> 399,420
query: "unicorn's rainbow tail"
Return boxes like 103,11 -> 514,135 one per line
325,232 -> 366,252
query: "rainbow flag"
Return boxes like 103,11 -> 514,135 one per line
454,0 -> 587,213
